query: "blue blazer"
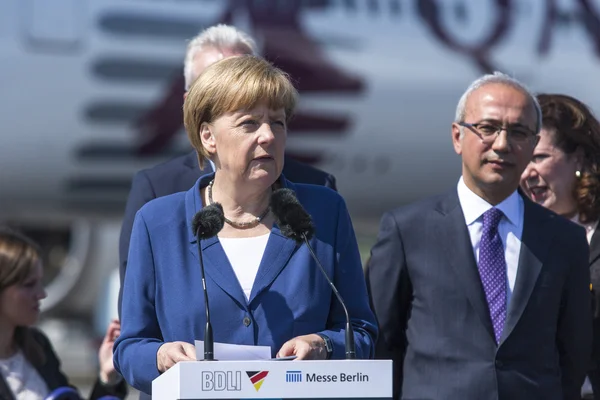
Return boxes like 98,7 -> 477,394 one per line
113,173 -> 377,395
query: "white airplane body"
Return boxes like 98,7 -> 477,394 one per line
1,0 -> 600,324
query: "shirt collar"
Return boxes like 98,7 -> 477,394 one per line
570,213 -> 599,244
457,176 -> 522,227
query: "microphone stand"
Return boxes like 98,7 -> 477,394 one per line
302,233 -> 356,359
196,236 -> 215,361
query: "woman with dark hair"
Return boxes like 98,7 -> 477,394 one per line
0,228 -> 127,400
521,93 -> 600,398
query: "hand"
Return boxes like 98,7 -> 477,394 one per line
157,341 -> 196,373
98,319 -> 121,385
276,334 -> 328,360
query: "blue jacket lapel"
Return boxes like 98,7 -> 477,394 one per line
248,227 -> 298,304
247,177 -> 299,304
184,173 -> 298,308
200,237 -> 248,308
185,172 -> 249,308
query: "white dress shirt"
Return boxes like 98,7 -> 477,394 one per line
457,177 -> 524,306
571,214 -> 598,244
0,350 -> 49,400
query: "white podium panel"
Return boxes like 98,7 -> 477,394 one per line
152,360 -> 392,400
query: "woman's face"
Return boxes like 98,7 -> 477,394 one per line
0,261 -> 46,329
520,127 -> 580,216
203,102 -> 286,187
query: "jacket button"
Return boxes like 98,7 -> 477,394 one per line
243,316 -> 251,327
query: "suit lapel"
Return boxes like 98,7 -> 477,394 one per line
590,229 -> 600,265
247,178 -> 299,303
184,173 -> 297,308
248,227 -> 297,304
438,190 -> 496,341
198,237 -> 249,308
188,225 -> 298,308
500,198 -> 553,344
185,173 -> 248,308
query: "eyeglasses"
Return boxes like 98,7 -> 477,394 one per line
458,121 -> 538,145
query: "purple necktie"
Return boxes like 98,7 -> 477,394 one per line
478,207 -> 507,344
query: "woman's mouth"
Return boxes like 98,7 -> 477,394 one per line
528,186 -> 548,201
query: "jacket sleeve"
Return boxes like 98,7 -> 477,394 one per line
113,210 -> 163,395
558,226 -> 593,400
365,211 -> 412,399
118,171 -> 157,318
317,197 -> 378,359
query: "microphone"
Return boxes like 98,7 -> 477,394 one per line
270,188 -> 356,359
191,203 -> 225,361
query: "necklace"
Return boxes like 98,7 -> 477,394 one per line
207,180 -> 270,229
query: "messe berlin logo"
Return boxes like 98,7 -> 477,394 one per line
286,370 -> 302,383
246,371 -> 269,391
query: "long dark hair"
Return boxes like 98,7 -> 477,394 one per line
0,227 -> 46,366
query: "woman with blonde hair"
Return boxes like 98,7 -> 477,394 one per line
114,55 -> 377,396
521,93 -> 600,398
0,228 -> 127,400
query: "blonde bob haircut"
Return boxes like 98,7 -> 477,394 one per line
183,55 -> 298,169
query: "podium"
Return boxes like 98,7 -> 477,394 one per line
152,360 -> 392,400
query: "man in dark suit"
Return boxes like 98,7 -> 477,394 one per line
366,72 -> 592,400
118,24 -> 336,318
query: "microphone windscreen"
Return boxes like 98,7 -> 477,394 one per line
270,188 -> 314,242
192,203 -> 225,239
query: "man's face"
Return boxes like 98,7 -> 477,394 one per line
451,83 -> 538,203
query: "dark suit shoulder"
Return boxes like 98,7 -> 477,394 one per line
382,192 -> 452,226
136,153 -> 194,183
283,157 -> 337,190
525,198 -> 586,237
132,152 -> 204,199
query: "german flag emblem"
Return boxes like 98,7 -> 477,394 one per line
246,371 -> 269,391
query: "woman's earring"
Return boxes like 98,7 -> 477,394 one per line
576,170 -> 582,178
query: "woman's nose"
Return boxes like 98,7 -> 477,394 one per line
257,124 -> 275,144
521,163 -> 538,183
